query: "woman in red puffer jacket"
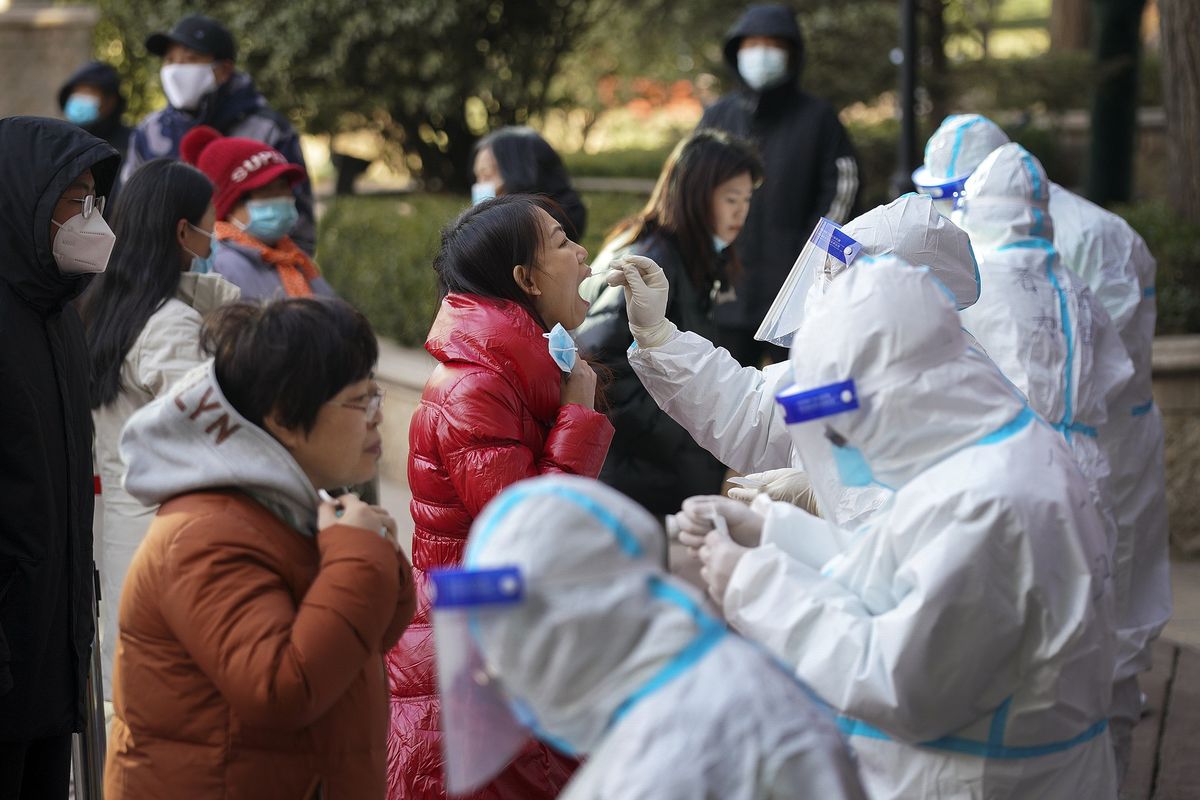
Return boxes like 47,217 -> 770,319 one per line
387,195 -> 615,799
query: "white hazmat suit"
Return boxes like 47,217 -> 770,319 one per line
955,144 -> 1132,552
620,194 -> 981,527
915,116 -> 1171,722
717,262 -> 1119,799
444,475 -> 868,800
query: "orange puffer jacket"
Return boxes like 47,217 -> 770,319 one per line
104,490 -> 416,799
386,294 -> 614,799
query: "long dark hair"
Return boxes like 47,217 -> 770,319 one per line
434,194 -> 566,330
81,159 -> 213,408
605,128 -> 762,289
475,127 -> 587,239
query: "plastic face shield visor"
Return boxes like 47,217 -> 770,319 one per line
754,217 -> 862,348
431,566 -> 531,796
911,167 -> 969,211
775,378 -> 864,535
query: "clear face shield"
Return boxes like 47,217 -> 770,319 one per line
775,379 -> 872,537
754,217 -> 863,347
431,566 -> 532,796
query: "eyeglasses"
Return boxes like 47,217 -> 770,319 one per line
335,387 -> 385,420
65,194 -> 106,220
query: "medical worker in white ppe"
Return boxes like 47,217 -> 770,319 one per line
914,115 -> 1170,779
430,475 -> 868,800
610,193 -> 980,526
676,260 -> 1118,800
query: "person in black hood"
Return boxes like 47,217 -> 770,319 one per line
121,15 -> 316,255
0,116 -> 119,800
58,61 -> 133,172
700,3 -> 862,368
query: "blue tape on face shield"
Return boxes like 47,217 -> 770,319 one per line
544,323 -> 577,373
911,171 -> 969,211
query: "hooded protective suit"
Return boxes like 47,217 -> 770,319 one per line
627,194 -> 979,526
955,144 -> 1132,549
455,475 -> 867,800
724,261 -> 1118,799
916,116 -> 1171,699
0,117 -> 118,742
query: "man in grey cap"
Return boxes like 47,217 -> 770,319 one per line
122,14 -> 316,254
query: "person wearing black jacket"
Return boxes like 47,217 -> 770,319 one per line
0,117 -> 119,799
576,130 -> 761,516
122,15 -> 316,255
58,62 -> 133,173
700,3 -> 861,367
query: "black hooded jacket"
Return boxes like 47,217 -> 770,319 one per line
700,3 -> 861,330
0,116 -> 118,740
58,61 -> 133,166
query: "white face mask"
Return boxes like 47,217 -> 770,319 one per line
737,45 -> 789,91
160,63 -> 217,111
52,211 -> 117,275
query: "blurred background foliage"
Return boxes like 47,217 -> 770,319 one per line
91,0 -> 1198,338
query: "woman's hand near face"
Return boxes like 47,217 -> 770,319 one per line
318,492 -> 393,541
560,357 -> 598,410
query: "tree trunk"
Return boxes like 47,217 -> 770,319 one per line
1159,0 -> 1200,219
1087,0 -> 1148,206
922,0 -> 951,125
1051,0 -> 1092,51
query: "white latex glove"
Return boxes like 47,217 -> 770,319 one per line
674,495 -> 764,549
606,254 -> 677,348
728,468 -> 821,516
698,524 -> 749,608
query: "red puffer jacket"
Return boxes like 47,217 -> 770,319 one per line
386,294 -> 614,799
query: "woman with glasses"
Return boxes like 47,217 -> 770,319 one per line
81,157 -> 240,701
105,297 -> 416,798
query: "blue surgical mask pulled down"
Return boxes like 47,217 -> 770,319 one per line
236,197 -> 299,245
65,94 -> 101,126
712,234 -> 731,253
544,323 -> 577,373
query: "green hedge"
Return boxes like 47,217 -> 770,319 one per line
317,191 -> 647,348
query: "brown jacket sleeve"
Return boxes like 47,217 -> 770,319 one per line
380,549 -> 417,651
160,512 -> 401,730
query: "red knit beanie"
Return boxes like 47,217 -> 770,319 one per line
180,126 -> 305,220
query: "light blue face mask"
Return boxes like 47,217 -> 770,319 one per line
65,94 -> 102,126
712,234 -> 731,253
184,224 -> 218,273
471,182 -> 498,205
825,426 -> 876,487
237,197 -> 299,244
543,323 -> 577,373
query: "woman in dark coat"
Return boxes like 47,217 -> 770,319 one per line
575,129 -> 761,516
